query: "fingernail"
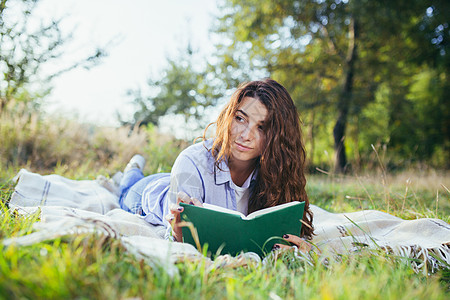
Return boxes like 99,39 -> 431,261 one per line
272,244 -> 280,250
189,201 -> 194,205
283,234 -> 289,239
177,207 -> 183,212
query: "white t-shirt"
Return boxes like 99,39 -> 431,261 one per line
230,171 -> 254,216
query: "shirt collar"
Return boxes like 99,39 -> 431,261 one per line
214,158 -> 231,185
214,158 -> 259,186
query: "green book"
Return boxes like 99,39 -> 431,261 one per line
180,201 -> 305,257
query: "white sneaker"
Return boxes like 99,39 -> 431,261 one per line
124,154 -> 146,173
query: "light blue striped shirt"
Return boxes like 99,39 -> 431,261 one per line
141,139 -> 257,228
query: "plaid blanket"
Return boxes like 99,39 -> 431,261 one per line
5,169 -> 450,273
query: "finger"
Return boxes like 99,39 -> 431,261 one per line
177,191 -> 203,207
272,243 -> 291,251
282,234 -> 303,246
169,203 -> 184,219
190,197 -> 203,207
169,203 -> 184,214
177,191 -> 191,204
282,234 -> 312,252
165,213 -> 175,222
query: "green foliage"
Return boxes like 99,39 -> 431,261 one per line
140,124 -> 189,174
126,44 -> 223,129
404,69 -> 448,162
213,0 -> 450,171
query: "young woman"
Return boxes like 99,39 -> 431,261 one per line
117,78 -> 313,250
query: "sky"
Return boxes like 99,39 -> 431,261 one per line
34,0 -> 218,135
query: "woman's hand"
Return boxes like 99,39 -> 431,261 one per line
272,234 -> 312,253
165,191 -> 202,242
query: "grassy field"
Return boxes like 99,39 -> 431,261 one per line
0,106 -> 449,299
0,167 -> 449,299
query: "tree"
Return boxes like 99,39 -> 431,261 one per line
214,0 -> 449,171
125,44 -> 223,130
0,0 -> 106,109
385,2 -> 450,167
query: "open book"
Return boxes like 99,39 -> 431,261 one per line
180,201 -> 305,257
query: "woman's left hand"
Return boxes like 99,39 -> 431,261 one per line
166,191 -> 203,242
272,234 -> 312,253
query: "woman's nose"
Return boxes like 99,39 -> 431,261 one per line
240,125 -> 254,140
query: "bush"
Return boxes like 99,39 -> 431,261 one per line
0,101 -> 187,180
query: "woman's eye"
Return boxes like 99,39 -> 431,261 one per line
258,125 -> 264,131
235,115 -> 244,122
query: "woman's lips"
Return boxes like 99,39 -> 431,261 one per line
235,142 -> 252,151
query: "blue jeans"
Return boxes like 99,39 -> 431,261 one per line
118,169 -> 167,215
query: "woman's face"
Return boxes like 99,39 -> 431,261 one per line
230,97 -> 268,164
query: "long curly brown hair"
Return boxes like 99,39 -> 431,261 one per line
204,78 -> 313,239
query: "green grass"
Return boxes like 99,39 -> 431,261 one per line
0,84 -> 450,300
0,225 -> 448,299
307,171 -> 450,222
0,105 -> 448,299
1,168 -> 449,299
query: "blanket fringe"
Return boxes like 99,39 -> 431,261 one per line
380,243 -> 450,274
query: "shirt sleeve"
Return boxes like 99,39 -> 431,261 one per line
167,152 -> 205,207
163,152 -> 206,241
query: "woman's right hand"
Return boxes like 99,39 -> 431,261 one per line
165,191 -> 203,242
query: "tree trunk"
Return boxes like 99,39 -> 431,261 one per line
333,109 -> 348,173
333,17 -> 357,173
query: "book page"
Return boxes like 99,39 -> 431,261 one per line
202,201 -> 301,220
203,203 -> 245,218
245,201 -> 301,220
